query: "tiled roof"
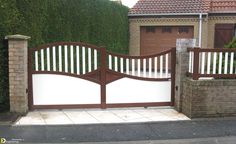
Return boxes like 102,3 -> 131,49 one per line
129,0 -> 236,16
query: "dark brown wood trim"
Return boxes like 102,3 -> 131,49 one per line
187,47 -> 236,52
171,47 -> 176,106
108,48 -> 173,59
28,48 -> 33,110
32,104 -> 101,110
106,102 -> 172,108
100,47 -> 107,109
31,69 -> 101,84
30,42 -> 102,52
106,69 -> 170,82
193,48 -> 200,80
198,74 -> 236,79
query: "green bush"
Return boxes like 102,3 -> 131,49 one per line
0,0 -> 129,111
225,37 -> 236,49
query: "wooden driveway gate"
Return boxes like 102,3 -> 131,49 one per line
28,42 -> 176,109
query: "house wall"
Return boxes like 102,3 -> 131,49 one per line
129,15 -> 236,55
207,15 -> 236,48
182,78 -> 236,118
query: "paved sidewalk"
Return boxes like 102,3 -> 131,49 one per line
15,107 -> 189,125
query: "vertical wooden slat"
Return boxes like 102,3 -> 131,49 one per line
76,46 -> 80,74
165,54 -> 168,77
219,52 -> 223,74
94,49 -> 97,70
53,46 -> 56,71
47,48 -> 50,71
207,52 -> 211,74
100,47 -> 106,109
41,49 -> 44,71
224,52 -> 228,74
70,45 -> 74,73
137,59 -> 141,76
64,45 -> 68,73
154,57 -> 157,78
88,48 -> 91,72
160,56 -> 163,78
120,58 -> 124,73
115,56 -> 118,72
35,51 -> 38,71
82,46 -> 86,74
230,52 -> 234,74
201,52 -> 205,74
213,52 -> 217,74
149,58 -> 152,77
59,46 -> 62,72
126,58 -> 129,74
143,59 -> 146,77
109,55 -> 112,70
132,59 -> 135,76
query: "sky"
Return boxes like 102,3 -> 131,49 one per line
121,0 -> 139,8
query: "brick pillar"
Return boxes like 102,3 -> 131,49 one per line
175,39 -> 196,112
5,34 -> 30,114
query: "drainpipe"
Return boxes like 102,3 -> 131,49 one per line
199,13 -> 203,47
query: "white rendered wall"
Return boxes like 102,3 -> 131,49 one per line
33,74 -> 100,105
107,78 -> 171,103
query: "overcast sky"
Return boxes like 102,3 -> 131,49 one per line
121,0 -> 138,8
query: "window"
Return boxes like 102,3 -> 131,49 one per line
162,27 -> 172,33
178,27 -> 189,34
146,26 -> 156,33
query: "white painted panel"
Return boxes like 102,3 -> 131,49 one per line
213,52 -> 217,74
126,59 -> 129,75
33,74 -> 100,105
94,49 -> 97,70
219,52 -> 222,74
109,55 -> 112,70
165,54 -> 168,77
35,51 -> 38,71
230,52 -> 234,74
137,59 -> 141,76
115,56 -> 118,72
107,78 -> 171,103
88,48 -> 91,72
47,48 -> 50,71
120,58 -> 124,73
70,45 -> 74,73
188,52 -> 192,73
207,52 -> 211,74
53,46 -> 56,71
64,45 -> 68,73
59,46 -> 62,72
132,59 -> 135,75
224,52 -> 228,74
143,59 -> 146,77
154,57 -> 157,78
160,56 -> 163,78
41,49 -> 44,71
82,46 -> 86,74
149,58 -> 152,78
201,52 -> 205,74
76,46 -> 80,74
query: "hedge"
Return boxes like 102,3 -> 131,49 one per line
0,0 -> 129,111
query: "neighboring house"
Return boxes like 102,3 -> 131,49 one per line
128,0 -> 236,56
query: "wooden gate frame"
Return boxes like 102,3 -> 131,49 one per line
28,42 -> 176,110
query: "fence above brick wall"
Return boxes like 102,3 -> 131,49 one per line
187,47 -> 236,80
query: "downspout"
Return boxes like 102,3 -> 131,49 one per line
199,13 -> 203,47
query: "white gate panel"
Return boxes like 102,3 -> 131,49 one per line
33,74 -> 100,105
107,78 -> 171,104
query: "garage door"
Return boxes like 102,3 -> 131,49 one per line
140,26 -> 194,55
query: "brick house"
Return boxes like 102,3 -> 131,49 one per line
128,0 -> 236,56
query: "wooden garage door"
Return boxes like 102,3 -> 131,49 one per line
140,26 -> 194,55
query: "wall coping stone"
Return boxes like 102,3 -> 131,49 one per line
5,34 -> 31,40
186,78 -> 236,86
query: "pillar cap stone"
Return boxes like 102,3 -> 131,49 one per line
5,34 -> 30,40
